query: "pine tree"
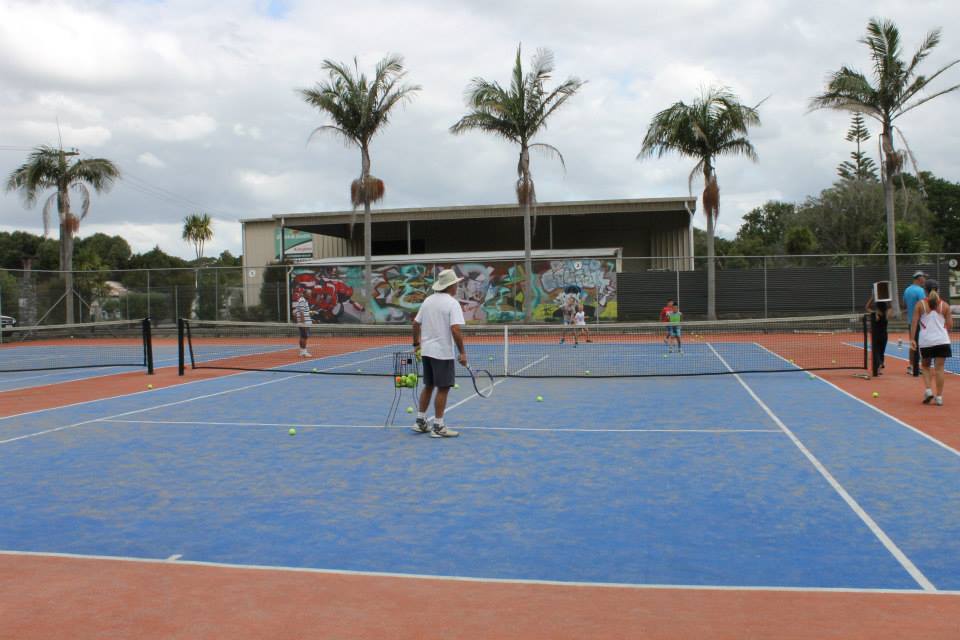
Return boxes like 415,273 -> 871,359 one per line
837,113 -> 879,181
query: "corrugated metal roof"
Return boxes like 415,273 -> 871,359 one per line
298,248 -> 622,266
244,197 -> 695,227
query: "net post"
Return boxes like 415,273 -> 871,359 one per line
177,317 -> 185,376
503,325 -> 509,376
143,317 -> 154,375
862,313 -> 868,371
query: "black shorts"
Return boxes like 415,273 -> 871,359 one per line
422,356 -> 456,388
298,326 -> 310,339
920,344 -> 953,360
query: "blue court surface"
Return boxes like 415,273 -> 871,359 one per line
0,344 -> 287,392
879,339 -> 960,375
2,350 -> 960,593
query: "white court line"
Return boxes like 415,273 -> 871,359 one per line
0,366 -> 152,394
166,554 -> 182,562
0,341 -> 395,423
1,549 -> 956,596
437,355 -> 550,418
0,374 -> 305,446
860,342 -> 960,377
96,418 -> 779,434
0,348 -> 397,445
707,342 -> 936,592
757,342 -> 960,459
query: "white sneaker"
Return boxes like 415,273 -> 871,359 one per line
935,396 -> 944,406
923,390 -> 934,405
411,417 -> 430,434
301,350 -> 312,357
430,424 -> 460,438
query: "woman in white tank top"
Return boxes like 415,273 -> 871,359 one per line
909,279 -> 953,406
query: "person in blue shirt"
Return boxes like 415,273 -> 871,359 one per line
903,271 -> 927,376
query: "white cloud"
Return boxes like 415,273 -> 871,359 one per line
136,152 -> 166,168
121,114 -> 218,142
18,120 -> 112,147
233,123 -> 263,140
0,0 -> 958,261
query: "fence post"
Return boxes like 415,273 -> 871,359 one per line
850,256 -> 856,314
174,285 -> 179,321
276,283 -> 281,321
146,269 -> 151,322
215,269 -> 220,321
763,257 -> 768,319
0,284 -> 3,344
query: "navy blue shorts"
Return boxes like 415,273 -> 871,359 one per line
422,356 -> 456,388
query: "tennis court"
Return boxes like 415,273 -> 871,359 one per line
2,316 -> 959,638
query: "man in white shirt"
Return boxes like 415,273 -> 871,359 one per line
292,290 -> 312,357
412,269 -> 468,438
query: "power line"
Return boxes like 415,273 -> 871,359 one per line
117,171 -> 234,219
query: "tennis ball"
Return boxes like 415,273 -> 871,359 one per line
831,359 -> 837,364
312,368 -> 318,373
288,428 -> 297,436
585,370 -> 591,375
872,392 -> 879,398
147,384 -> 153,390
489,356 -> 494,361
536,395 -> 544,402
395,376 -> 403,383
663,354 -> 669,358
808,373 -> 816,380
454,383 -> 460,389
406,406 -> 414,414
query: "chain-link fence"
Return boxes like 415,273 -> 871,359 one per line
1,253 -> 957,326
618,253 -> 959,320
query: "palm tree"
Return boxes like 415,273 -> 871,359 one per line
811,18 -> 959,316
5,145 -> 120,324
451,45 -> 585,321
300,55 -> 420,295
638,88 -> 762,320
182,213 -> 214,320
182,213 -> 214,261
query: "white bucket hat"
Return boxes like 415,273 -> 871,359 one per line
432,268 -> 464,291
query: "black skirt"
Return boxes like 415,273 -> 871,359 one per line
920,343 -> 953,360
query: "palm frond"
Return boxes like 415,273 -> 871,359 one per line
906,28 -> 942,78
68,158 -> 120,192
897,82 -> 960,118
896,59 -> 960,114
529,143 -> 566,172
42,193 -> 57,236
73,183 -> 91,219
307,124 -> 357,147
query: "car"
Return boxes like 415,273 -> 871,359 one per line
1,315 -> 16,327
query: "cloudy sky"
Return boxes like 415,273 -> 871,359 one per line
1,0 -> 958,260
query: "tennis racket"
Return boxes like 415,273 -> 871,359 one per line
465,364 -> 495,398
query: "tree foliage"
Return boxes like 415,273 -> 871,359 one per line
836,113 -> 878,182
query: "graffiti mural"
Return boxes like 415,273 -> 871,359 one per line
290,259 -> 617,324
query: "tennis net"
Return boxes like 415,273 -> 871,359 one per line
0,319 -> 154,374
179,315 -> 867,378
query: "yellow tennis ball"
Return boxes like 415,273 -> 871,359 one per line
406,406 -> 414,413
872,392 -> 879,398
536,395 -> 544,402
584,370 -> 591,375
147,384 -> 153,390
288,428 -> 297,436
454,383 -> 460,389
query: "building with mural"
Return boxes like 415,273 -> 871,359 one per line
241,197 -> 694,323
287,249 -> 618,324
